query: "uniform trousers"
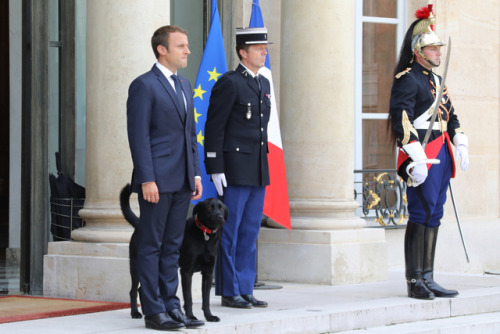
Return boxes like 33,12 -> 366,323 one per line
215,185 -> 265,297
136,189 -> 191,316
407,143 -> 452,228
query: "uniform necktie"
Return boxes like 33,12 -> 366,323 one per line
171,74 -> 185,112
255,75 -> 261,91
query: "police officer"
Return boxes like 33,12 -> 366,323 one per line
204,27 -> 271,309
388,5 -> 469,300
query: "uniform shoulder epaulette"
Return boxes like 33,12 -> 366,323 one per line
225,70 -> 238,77
395,67 -> 411,79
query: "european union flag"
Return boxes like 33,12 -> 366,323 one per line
192,0 -> 227,202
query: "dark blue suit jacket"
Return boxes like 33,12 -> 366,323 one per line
127,64 -> 200,194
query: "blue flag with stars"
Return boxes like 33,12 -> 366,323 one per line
192,0 -> 227,202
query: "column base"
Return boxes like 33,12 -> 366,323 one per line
43,241 -> 201,302
72,206 -> 134,243
43,241 -> 130,302
257,227 -> 387,285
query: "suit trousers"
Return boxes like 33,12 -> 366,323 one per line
215,185 -> 265,297
407,144 -> 453,228
136,189 -> 191,316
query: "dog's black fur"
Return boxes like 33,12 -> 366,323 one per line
119,184 -> 227,322
119,184 -> 142,319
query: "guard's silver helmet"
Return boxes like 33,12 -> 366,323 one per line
411,5 -> 445,66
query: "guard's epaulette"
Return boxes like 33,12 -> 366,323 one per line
395,67 -> 411,79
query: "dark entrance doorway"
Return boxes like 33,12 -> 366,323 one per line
0,0 -> 16,294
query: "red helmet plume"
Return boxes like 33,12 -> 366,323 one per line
415,6 -> 431,20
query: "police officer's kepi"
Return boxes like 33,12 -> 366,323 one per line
235,27 -> 268,45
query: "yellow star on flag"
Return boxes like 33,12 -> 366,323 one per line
193,84 -> 206,100
194,107 -> 201,123
207,67 -> 222,82
197,130 -> 204,146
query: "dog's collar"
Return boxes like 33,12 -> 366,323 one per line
195,215 -> 218,241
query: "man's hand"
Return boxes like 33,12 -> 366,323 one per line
191,177 -> 203,201
411,163 -> 428,187
142,181 -> 159,203
211,173 -> 227,196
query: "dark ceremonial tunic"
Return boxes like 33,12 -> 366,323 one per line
389,62 -> 464,181
204,64 -> 271,187
389,62 -> 466,227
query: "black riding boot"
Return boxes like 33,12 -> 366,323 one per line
405,221 -> 435,299
422,226 -> 459,297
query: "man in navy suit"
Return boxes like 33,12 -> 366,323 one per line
127,25 -> 204,331
204,27 -> 271,309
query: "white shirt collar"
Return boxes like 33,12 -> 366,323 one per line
240,63 -> 261,78
155,62 -> 177,88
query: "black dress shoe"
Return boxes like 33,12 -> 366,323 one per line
221,296 -> 252,308
241,294 -> 268,307
144,312 -> 184,331
168,308 -> 205,328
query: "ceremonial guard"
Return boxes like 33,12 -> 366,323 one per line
388,5 -> 469,300
204,27 -> 271,308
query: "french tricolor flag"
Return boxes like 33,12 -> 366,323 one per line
250,0 -> 291,230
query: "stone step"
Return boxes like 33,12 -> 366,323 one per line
181,284 -> 500,333
339,312 -> 500,333
2,271 -> 499,334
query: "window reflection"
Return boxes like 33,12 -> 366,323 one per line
362,22 -> 396,114
362,119 -> 395,170
363,0 -> 397,18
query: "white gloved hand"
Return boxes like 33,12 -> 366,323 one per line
411,163 -> 428,187
456,145 -> 469,171
211,173 -> 227,196
403,142 -> 428,186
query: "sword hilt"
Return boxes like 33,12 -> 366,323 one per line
406,159 -> 440,187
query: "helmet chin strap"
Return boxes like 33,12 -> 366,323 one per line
416,49 -> 439,68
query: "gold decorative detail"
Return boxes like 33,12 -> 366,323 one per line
395,68 -> 411,79
396,214 -> 407,226
401,110 -> 419,145
375,215 -> 387,226
412,13 -> 435,38
366,190 -> 381,209
374,172 -> 388,184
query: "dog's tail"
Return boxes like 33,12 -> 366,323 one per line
120,184 -> 140,228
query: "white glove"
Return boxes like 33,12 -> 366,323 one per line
456,145 -> 469,171
211,173 -> 227,196
402,142 -> 428,186
411,163 -> 428,187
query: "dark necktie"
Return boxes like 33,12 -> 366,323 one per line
171,74 -> 185,112
255,75 -> 261,91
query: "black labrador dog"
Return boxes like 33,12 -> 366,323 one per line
119,184 -> 227,322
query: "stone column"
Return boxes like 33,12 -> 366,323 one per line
257,0 -> 387,285
44,0 -> 170,301
73,0 -> 171,242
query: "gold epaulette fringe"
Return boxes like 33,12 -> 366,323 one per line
395,68 -> 411,79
